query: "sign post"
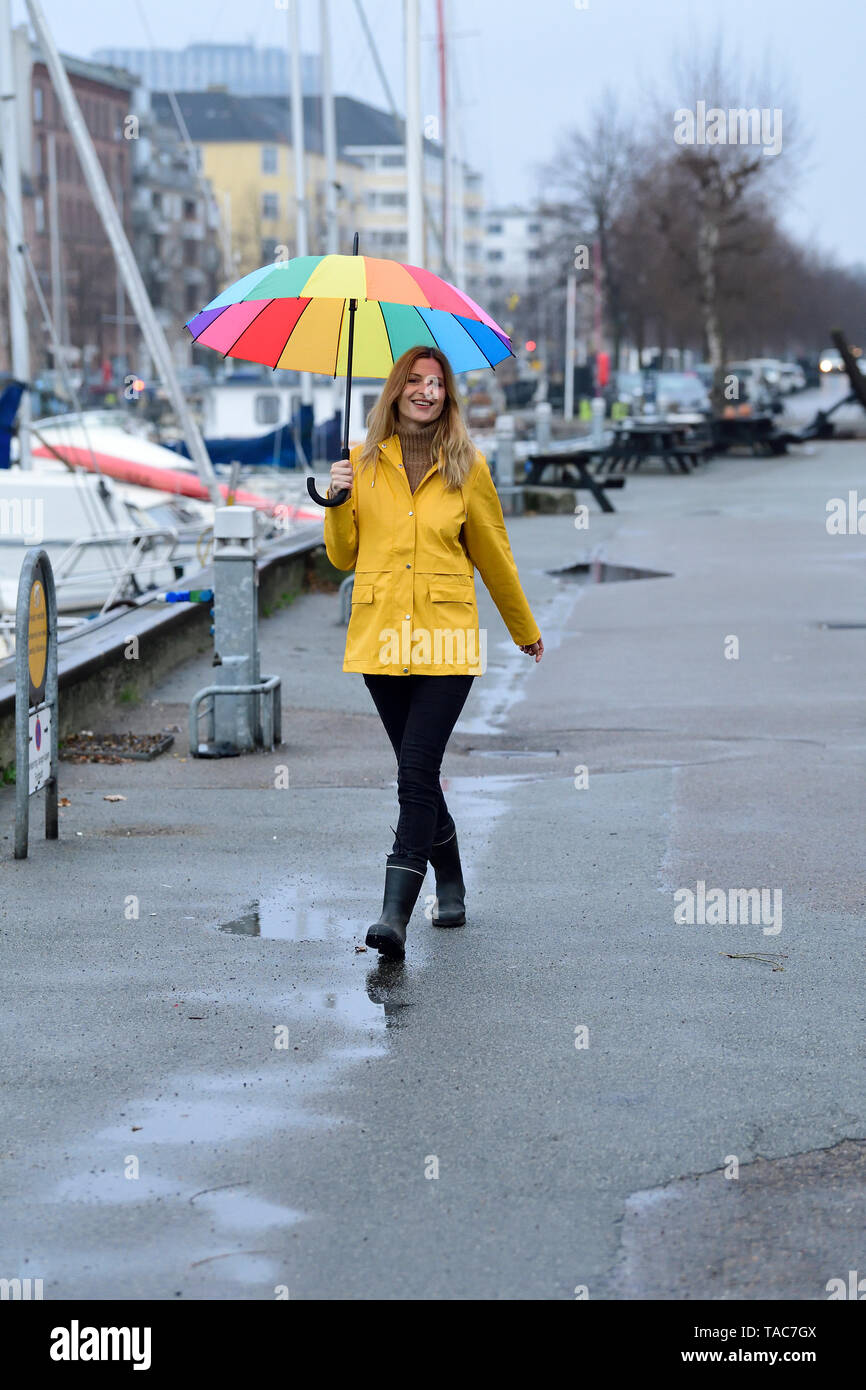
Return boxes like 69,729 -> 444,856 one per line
14,549 -> 58,858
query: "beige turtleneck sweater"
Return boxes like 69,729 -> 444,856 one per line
394,414 -> 440,494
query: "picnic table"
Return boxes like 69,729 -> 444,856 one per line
523,444 -> 624,513
596,415 -> 713,475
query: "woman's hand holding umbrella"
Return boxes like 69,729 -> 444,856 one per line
328,458 -> 354,500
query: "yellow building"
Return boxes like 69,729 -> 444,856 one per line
154,92 -> 484,293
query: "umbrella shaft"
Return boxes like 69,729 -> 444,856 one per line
342,296 -> 358,458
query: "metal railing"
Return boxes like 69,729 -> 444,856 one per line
49,526 -> 186,614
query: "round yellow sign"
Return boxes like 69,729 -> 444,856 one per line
28,579 -> 48,692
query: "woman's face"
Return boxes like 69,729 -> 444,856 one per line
397,356 -> 446,426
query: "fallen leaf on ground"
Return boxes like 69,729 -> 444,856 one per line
103,794 -> 127,802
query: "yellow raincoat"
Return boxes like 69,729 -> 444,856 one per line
323,434 -> 540,676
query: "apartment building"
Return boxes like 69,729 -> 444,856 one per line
152,91 -> 484,291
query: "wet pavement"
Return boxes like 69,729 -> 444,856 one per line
1,438 -> 865,1299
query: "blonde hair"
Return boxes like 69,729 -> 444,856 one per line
357,346 -> 477,489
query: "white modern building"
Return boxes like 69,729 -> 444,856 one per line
483,205 -> 545,298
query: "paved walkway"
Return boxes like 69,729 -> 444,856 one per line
1,439 -> 864,1299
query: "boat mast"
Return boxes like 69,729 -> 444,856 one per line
288,0 -> 312,413
448,0 -> 465,286
0,0 -> 32,468
404,0 -> 424,265
436,0 -> 448,271
319,0 -> 338,256
319,0 -> 341,426
46,131 -> 64,365
24,0 -> 223,507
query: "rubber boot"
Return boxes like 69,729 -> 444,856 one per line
365,854 -> 426,960
427,827 -> 466,927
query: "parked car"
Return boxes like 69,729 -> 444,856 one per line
466,388 -> 497,428
607,369 -> 647,412
694,364 -> 715,392
502,379 -> 538,410
651,371 -> 711,415
819,349 -> 844,374
777,362 -> 806,393
726,362 -> 782,413
746,358 -> 785,389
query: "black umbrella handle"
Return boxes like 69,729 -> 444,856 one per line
307,476 -> 349,507
307,443 -> 351,508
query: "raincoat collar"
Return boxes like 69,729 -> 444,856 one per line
377,433 -> 441,490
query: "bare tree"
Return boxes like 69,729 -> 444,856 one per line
535,90 -> 643,368
649,37 -> 800,407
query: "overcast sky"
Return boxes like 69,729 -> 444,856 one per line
18,0 -> 866,269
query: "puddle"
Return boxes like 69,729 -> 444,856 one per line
300,987 -> 386,1029
549,561 -> 672,583
219,881 -> 367,940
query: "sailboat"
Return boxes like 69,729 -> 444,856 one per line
0,2 -> 323,641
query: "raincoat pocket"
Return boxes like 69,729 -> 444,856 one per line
351,584 -> 374,604
428,578 -> 473,603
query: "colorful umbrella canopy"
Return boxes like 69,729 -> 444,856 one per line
185,253 -> 514,378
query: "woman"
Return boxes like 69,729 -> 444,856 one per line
324,346 -> 543,961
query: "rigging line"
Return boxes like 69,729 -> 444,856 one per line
18,242 -> 119,549
0,167 -> 119,554
352,0 -> 398,115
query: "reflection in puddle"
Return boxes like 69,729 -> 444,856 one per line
366,960 -> 414,1026
304,987 -> 385,1029
219,881 -> 367,940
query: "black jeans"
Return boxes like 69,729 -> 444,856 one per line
363,673 -> 475,874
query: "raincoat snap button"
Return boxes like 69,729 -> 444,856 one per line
405,614 -> 410,620
408,510 -> 413,515
406,563 -> 411,568
403,667 -> 408,673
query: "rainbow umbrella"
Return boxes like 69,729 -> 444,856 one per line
185,233 -> 513,506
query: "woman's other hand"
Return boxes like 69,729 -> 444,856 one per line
519,636 -> 544,663
328,459 -> 354,497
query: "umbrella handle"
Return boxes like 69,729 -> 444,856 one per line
307,442 -> 352,508
307,477 -> 349,508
